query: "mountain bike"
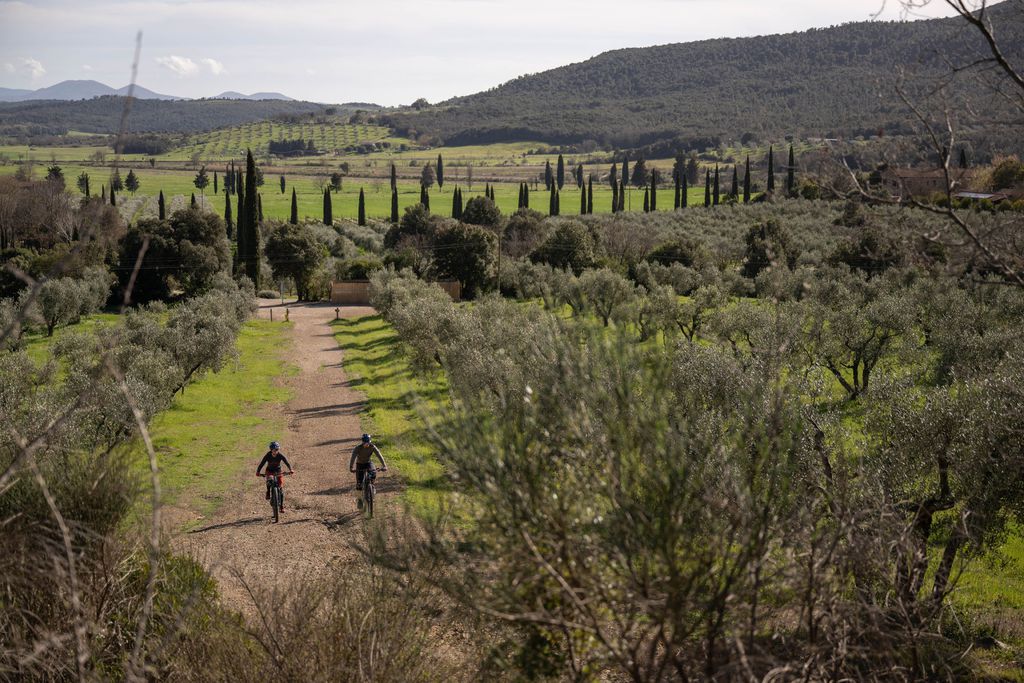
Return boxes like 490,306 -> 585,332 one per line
357,466 -> 386,517
259,471 -> 292,523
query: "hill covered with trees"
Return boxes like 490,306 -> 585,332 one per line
382,2 -> 1024,149
0,97 -> 353,137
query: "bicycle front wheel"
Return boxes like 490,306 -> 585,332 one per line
271,487 -> 280,523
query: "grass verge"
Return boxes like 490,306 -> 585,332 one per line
330,314 -> 447,515
143,318 -> 295,518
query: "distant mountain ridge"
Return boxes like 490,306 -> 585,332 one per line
213,91 -> 295,101
382,1 -> 1024,149
0,80 -> 298,103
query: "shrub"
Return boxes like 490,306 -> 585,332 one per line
257,289 -> 281,299
530,220 -> 595,274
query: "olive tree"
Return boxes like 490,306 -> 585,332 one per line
264,222 -> 329,301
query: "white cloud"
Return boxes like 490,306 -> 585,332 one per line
1,63 -> 14,74
200,58 -> 226,75
20,57 -> 46,79
82,64 -> 94,72
155,54 -> 199,77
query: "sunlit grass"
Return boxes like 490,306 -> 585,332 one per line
142,318 -> 295,517
330,314 -> 447,515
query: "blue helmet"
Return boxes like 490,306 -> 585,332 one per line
269,441 -> 280,450
361,434 -> 371,443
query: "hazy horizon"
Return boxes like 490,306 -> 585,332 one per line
0,0 -> 958,106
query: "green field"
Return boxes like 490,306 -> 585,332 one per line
141,318 -> 295,516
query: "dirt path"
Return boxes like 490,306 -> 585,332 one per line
177,301 -> 384,613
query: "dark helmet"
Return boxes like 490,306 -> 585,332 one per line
269,441 -> 280,450
361,434 -> 371,443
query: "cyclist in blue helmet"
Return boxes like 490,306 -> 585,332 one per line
349,434 -> 387,508
257,441 -> 294,510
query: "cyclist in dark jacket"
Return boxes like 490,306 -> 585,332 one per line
257,441 -> 294,510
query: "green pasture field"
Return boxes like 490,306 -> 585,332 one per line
141,318 -> 295,517
0,158 -> 725,223
330,314 -> 447,515
21,311 -> 122,365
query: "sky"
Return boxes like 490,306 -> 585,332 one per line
0,0 -> 959,106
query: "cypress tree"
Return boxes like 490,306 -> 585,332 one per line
767,146 -> 775,193
674,172 -> 681,210
323,188 -> 333,226
555,190 -> 560,215
225,165 -> 232,195
190,192 -> 196,208
959,147 -> 969,169
280,175 -> 286,194
390,188 -> 399,223
437,154 -> 445,190
213,171 -> 218,195
544,161 -> 552,191
517,183 -> 524,209
223,189 -> 232,237
609,164 -> 618,191
236,169 -> 243,196
390,164 -> 397,191
257,194 -> 263,223
158,190 -> 165,220
549,187 -> 556,216
731,166 -> 739,199
650,170 -> 658,211
556,154 -> 565,190
743,156 -> 751,203
580,186 -> 587,215
290,188 -> 298,224
576,164 -> 584,189
622,158 -> 630,192
612,182 -> 619,214
705,170 -> 711,207
587,176 -> 593,214
101,185 -> 106,202
236,179 -> 246,274
713,166 -> 720,205
682,175 -> 688,208
358,188 -> 366,226
618,180 -> 625,212
452,186 -> 460,219
643,188 -> 650,213
243,148 -> 260,288
787,145 -> 795,197
422,186 -> 430,211
111,185 -> 116,206
419,184 -> 426,206
523,184 -> 529,209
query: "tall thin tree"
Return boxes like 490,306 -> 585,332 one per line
743,156 -> 751,203
705,170 -> 711,207
587,176 -> 593,214
681,175 -> 688,208
713,165 -> 720,205
391,188 -> 399,223
767,146 -> 776,193
223,189 -> 232,237
437,154 -> 445,190
158,190 -> 166,220
323,188 -> 333,226
358,188 -> 366,226
650,170 -> 658,211
391,163 -> 398,191
556,154 -> 565,190
290,188 -> 298,224
243,149 -> 260,288
787,144 -> 796,197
